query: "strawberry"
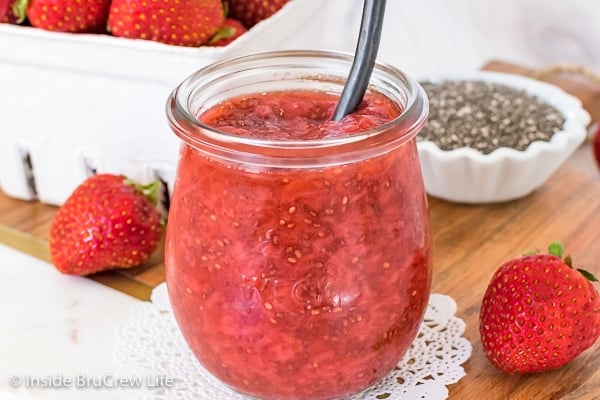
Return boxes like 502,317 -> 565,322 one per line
592,123 -> 600,169
226,0 -> 289,28
14,0 -> 111,32
107,0 -> 224,47
49,174 -> 163,276
479,242 -> 600,374
208,18 -> 247,46
1,0 -> 20,23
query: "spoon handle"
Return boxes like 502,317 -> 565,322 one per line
332,0 -> 387,121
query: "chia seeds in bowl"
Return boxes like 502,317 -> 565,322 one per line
418,80 -> 566,154
415,72 -> 590,204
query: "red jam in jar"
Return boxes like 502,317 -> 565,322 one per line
165,51 -> 431,400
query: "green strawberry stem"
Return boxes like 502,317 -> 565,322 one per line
547,240 -> 598,282
124,178 -> 160,206
548,241 -> 564,257
223,0 -> 229,17
12,0 -> 28,23
522,241 -> 598,282
579,268 -> 599,282
124,177 -> 168,227
208,26 -> 236,44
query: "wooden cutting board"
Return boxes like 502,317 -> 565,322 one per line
430,164 -> 600,400
0,190 -> 165,300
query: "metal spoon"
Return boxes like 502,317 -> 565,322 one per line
332,0 -> 387,121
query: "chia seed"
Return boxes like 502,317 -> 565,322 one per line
418,80 -> 565,154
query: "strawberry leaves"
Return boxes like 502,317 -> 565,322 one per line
579,268 -> 600,282
547,241 -> 564,257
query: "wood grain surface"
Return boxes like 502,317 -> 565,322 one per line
1,160 -> 599,399
430,165 -> 600,400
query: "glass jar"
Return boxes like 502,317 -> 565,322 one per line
165,50 -> 431,400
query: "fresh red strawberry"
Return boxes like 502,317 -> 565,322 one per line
479,242 -> 600,374
592,123 -> 600,169
13,0 -> 110,32
1,0 -> 20,23
49,174 -> 163,276
226,0 -> 289,28
208,18 -> 247,46
107,0 -> 224,47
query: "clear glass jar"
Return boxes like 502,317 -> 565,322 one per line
165,50 -> 431,400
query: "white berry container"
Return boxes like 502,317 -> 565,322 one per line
0,0 -> 322,205
417,71 -> 590,204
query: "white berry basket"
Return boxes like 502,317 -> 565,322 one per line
0,0 -> 322,205
417,71 -> 590,204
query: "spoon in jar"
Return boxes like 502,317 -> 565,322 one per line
332,0 -> 387,121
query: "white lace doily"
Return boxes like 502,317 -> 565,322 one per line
115,284 -> 472,400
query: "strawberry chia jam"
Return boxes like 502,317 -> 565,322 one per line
165,51 -> 432,400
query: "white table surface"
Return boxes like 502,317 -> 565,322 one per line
0,243 -> 140,400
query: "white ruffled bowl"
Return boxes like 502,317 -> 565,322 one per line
417,72 -> 590,204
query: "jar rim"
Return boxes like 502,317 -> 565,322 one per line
166,50 -> 429,167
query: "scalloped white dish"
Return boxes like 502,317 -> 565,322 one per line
417,71 -> 590,204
